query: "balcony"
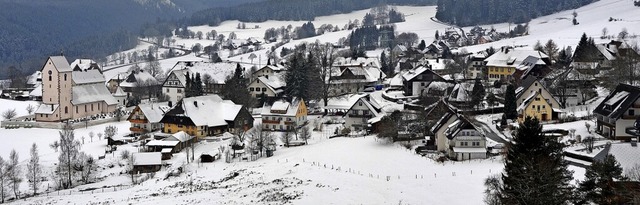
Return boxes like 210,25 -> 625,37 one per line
262,119 -> 280,124
348,113 -> 373,118
129,119 -> 148,124
622,115 -> 638,120
130,127 -> 145,133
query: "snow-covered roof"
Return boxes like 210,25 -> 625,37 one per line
29,84 -> 42,97
72,69 -> 105,85
333,57 -> 381,68
484,48 -> 548,67
604,91 -> 629,106
72,83 -> 118,105
121,71 -> 158,88
133,152 -> 162,166
146,140 -> 180,147
49,56 -> 72,72
134,102 -> 170,123
448,82 -> 474,102
607,143 -> 640,173
113,86 -> 126,97
169,61 -> 238,84
402,66 -> 429,81
165,131 -> 194,142
69,59 -> 100,71
166,95 -> 243,127
35,104 -> 58,114
596,44 -> 617,61
262,98 -> 304,117
161,148 -> 173,153
517,91 -> 539,112
255,76 -> 286,94
27,71 -> 41,85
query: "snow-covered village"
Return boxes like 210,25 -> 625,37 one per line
0,0 -> 640,204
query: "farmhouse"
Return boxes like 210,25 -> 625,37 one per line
484,47 -> 549,83
160,95 -> 254,138
127,102 -> 170,134
430,105 -> 487,161
515,76 -> 562,123
261,98 -> 308,131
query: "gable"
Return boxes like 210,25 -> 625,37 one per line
163,72 -> 185,88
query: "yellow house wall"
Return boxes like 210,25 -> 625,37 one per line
487,66 -> 515,81
163,123 -> 206,138
519,94 -> 553,123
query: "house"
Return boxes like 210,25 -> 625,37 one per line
127,102 -> 170,134
401,66 -> 447,97
252,64 -> 286,80
484,47 -> 549,83
106,72 -> 128,93
160,95 -> 254,138
448,81 -> 475,109
163,69 -> 189,105
261,98 -> 308,131
329,57 -> 385,96
343,94 -> 381,132
515,76 -> 562,122
467,51 -> 489,80
132,152 -> 162,173
571,40 -> 639,71
549,68 -> 597,107
248,75 -> 285,101
35,56 -> 119,122
430,105 -> 487,160
593,84 -> 640,140
163,61 -> 238,104
118,69 -> 159,99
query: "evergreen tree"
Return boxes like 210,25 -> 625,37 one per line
577,154 -> 628,204
533,40 -> 544,52
418,40 -> 427,50
221,64 -> 256,108
470,79 -> 486,110
194,73 -> 204,96
363,13 -> 375,27
504,84 -> 518,119
380,52 -> 393,76
284,47 -> 323,101
573,33 -> 598,61
185,73 -> 193,97
499,117 -> 574,204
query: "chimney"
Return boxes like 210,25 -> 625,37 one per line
193,101 -> 198,107
168,101 -> 173,107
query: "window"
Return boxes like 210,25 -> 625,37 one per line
167,88 -> 170,93
250,87 -> 254,91
262,88 -> 267,92
630,109 -> 635,116
76,106 -> 78,113
177,89 -> 182,93
65,106 -> 68,114
48,70 -> 52,81
84,105 -> 87,112
358,101 -> 363,106
91,104 -> 94,111
64,74 -> 67,81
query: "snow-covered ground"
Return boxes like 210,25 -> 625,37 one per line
0,99 -> 40,118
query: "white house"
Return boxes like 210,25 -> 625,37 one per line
248,75 -> 285,99
594,84 -> 640,140
343,94 -> 382,132
430,104 -> 487,161
329,57 -> 385,96
261,98 -> 308,131
127,102 -> 170,134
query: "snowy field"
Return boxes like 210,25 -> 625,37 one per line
0,99 -> 40,118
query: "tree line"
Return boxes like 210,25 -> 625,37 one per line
435,0 -> 597,26
188,0 -> 434,26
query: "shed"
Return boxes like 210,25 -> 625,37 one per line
132,152 -> 162,173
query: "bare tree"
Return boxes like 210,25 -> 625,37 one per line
97,133 -> 103,140
88,131 -> 95,142
2,109 -> 17,120
282,129 -> 295,147
298,126 -> 312,145
76,152 -> 96,184
26,143 -> 42,196
52,123 -> 81,189
26,104 -> 35,115
127,154 -> 136,184
0,156 -> 6,203
6,149 -> 22,199
144,59 -> 162,78
311,42 -> 336,107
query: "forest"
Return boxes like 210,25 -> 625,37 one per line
188,0 -> 435,26
434,0 -> 598,26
